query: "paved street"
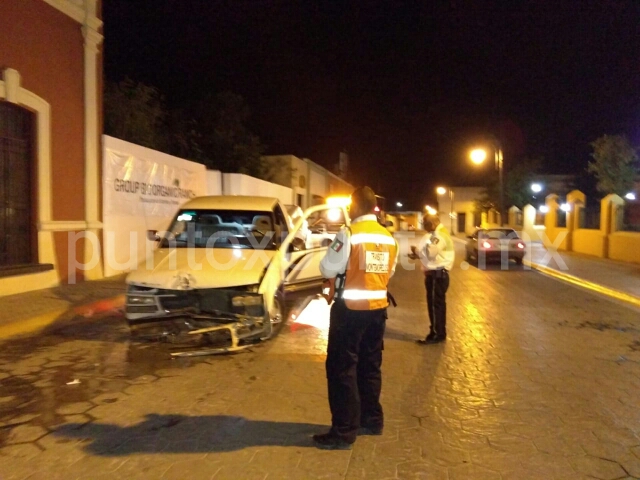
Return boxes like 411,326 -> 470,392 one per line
1,243 -> 640,479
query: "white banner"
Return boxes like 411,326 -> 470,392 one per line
102,135 -> 207,276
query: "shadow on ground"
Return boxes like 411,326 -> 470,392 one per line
54,414 -> 325,454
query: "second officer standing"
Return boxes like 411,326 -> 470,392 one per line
416,214 -> 455,345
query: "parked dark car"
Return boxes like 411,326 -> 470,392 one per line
465,228 -> 526,265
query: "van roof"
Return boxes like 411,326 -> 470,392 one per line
180,195 -> 279,211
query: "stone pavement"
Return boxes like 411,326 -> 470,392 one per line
0,243 -> 640,479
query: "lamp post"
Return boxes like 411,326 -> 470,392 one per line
436,186 -> 455,233
470,143 -> 504,226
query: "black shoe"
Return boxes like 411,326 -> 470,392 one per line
358,425 -> 383,436
416,336 -> 446,345
312,432 -> 353,450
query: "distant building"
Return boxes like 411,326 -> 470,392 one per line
262,155 -> 353,208
1,0 -> 103,296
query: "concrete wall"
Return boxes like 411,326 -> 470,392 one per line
206,170 -> 222,195
539,191 -> 640,264
609,232 -> 640,263
436,187 -> 484,235
572,229 -> 607,258
262,154 -> 353,209
102,136 -> 208,277
222,173 -> 293,206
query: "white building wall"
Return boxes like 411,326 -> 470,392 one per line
436,187 -> 485,235
206,170 -> 222,195
222,173 -> 292,205
309,166 -> 327,202
102,136 -> 207,276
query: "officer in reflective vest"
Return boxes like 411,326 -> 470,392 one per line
312,186 -> 399,450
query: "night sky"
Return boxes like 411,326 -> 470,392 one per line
103,0 -> 640,209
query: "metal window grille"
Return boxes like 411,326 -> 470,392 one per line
579,205 -> 601,229
622,202 -> 640,232
556,210 -> 567,228
0,102 -> 33,267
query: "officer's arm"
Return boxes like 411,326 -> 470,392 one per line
389,240 -> 400,278
416,234 -> 429,271
319,228 -> 350,278
440,231 -> 456,263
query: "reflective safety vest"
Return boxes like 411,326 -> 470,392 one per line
341,219 -> 398,310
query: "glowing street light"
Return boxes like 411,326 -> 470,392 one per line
560,203 -> 571,212
396,202 -> 403,208
625,192 -> 636,201
531,183 -> 542,193
539,205 -> 549,213
470,149 -> 487,165
436,186 -> 455,232
425,205 -> 437,215
469,143 -> 504,225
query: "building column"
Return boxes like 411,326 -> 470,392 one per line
82,0 -> 104,279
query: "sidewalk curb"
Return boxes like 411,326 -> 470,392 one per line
0,308 -> 68,339
526,260 -> 640,309
0,295 -> 126,340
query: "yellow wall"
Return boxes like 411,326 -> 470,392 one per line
572,229 -> 606,258
608,232 -> 640,264
544,226 -> 569,250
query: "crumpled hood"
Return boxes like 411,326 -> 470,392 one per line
126,247 -> 276,290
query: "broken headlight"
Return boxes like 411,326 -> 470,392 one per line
127,295 -> 156,305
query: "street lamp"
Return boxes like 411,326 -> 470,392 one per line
396,202 -> 403,208
436,186 -> 455,233
469,143 -> 504,226
424,205 -> 437,215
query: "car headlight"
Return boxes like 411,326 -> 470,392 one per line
127,295 -> 156,305
232,295 -> 264,307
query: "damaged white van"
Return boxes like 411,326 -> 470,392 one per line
124,195 -> 347,354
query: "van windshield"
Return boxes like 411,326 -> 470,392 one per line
161,209 -> 279,249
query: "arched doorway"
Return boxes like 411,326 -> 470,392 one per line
0,101 -> 34,268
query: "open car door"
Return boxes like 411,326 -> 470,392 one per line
259,204 -> 349,313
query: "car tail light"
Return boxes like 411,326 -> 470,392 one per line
482,241 -> 491,249
517,242 -> 525,249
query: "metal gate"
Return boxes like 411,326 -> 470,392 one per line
0,102 -> 33,267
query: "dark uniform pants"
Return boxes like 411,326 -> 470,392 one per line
425,269 -> 449,338
325,299 -> 387,443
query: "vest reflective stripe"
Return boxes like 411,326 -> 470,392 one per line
342,289 -> 388,300
342,219 -> 397,310
350,233 -> 396,245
